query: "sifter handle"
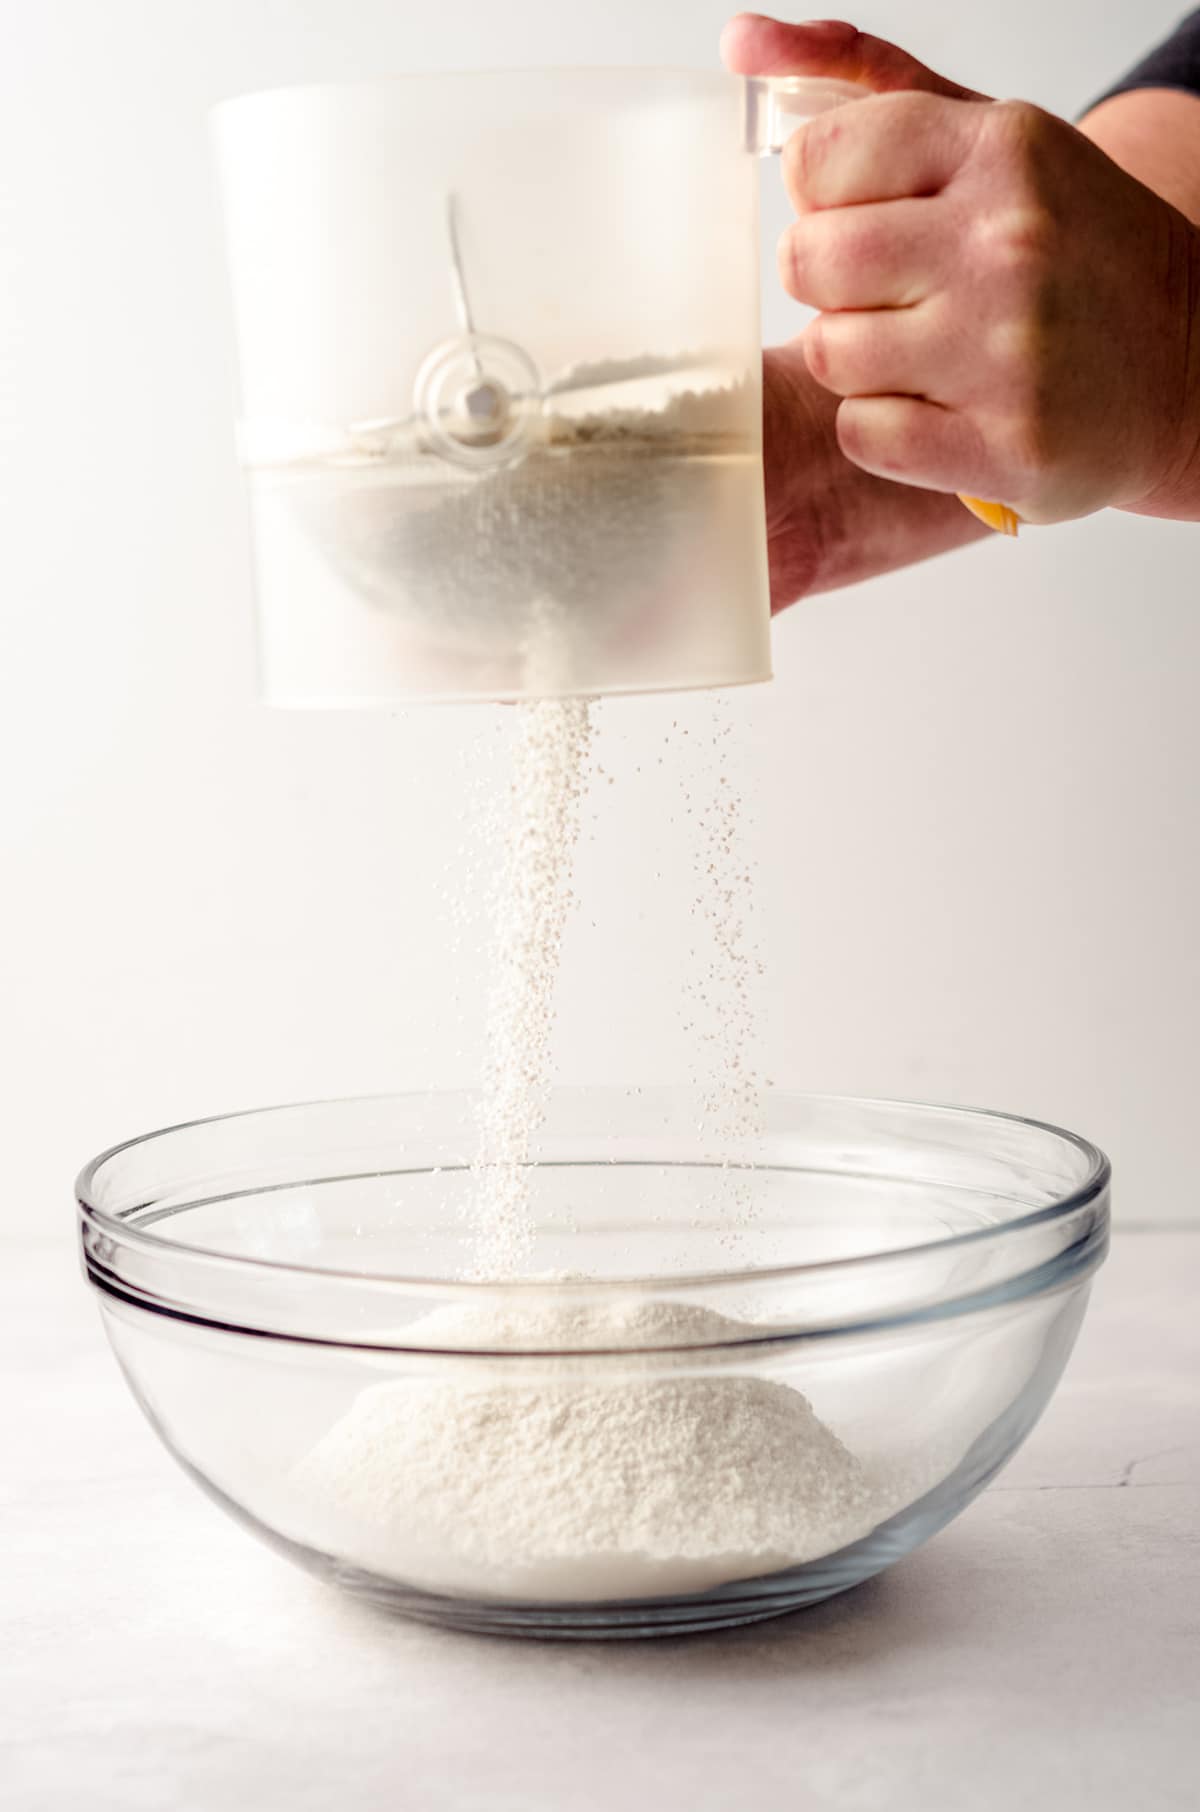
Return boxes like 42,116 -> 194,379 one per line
959,496 -> 1021,536
745,75 -> 872,155
746,75 -> 1020,538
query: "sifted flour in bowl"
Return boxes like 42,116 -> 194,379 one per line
293,1296 -> 913,1603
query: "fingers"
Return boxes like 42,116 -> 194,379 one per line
778,197 -> 947,309
836,395 -> 993,494
783,90 -> 983,211
804,306 -> 942,400
719,15 -> 987,101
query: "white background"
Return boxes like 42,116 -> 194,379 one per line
2,0 -> 1196,1231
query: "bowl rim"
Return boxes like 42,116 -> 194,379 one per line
76,1086 -> 1111,1297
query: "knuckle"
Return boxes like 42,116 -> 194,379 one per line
781,129 -> 798,187
972,202 -> 1056,279
981,99 -> 1062,208
995,407 -> 1057,494
786,214 -> 888,310
989,98 -> 1053,163
834,398 -> 864,463
781,127 -> 808,201
836,212 -> 890,281
969,209 -> 1060,366
983,314 -> 1031,378
840,401 -> 910,478
877,416 -> 918,476
779,218 -> 840,304
776,224 -> 805,300
981,277 -> 1062,405
783,116 -> 836,203
818,22 -> 864,61
802,316 -> 831,384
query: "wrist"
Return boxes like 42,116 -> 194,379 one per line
1123,213 -> 1200,521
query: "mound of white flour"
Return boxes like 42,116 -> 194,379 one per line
294,1298 -> 890,1603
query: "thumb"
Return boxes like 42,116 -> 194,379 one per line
720,15 -> 989,102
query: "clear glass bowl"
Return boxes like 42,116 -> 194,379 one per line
76,1089 -> 1109,1639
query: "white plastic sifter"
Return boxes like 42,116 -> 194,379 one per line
213,70 -> 866,703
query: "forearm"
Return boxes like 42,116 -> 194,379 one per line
1080,89 -> 1200,521
763,346 -> 986,607
1081,88 -> 1200,225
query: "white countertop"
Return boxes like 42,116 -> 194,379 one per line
5,1231 -> 1198,1811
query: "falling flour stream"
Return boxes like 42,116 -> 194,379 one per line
468,688 -> 594,1277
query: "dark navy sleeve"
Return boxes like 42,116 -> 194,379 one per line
1096,10 -> 1200,104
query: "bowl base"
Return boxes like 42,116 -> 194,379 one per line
321,1563 -> 871,1640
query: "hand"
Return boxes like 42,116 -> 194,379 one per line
724,15 -> 1200,525
759,339 -> 986,608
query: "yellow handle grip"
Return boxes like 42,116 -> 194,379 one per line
959,495 -> 1020,536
